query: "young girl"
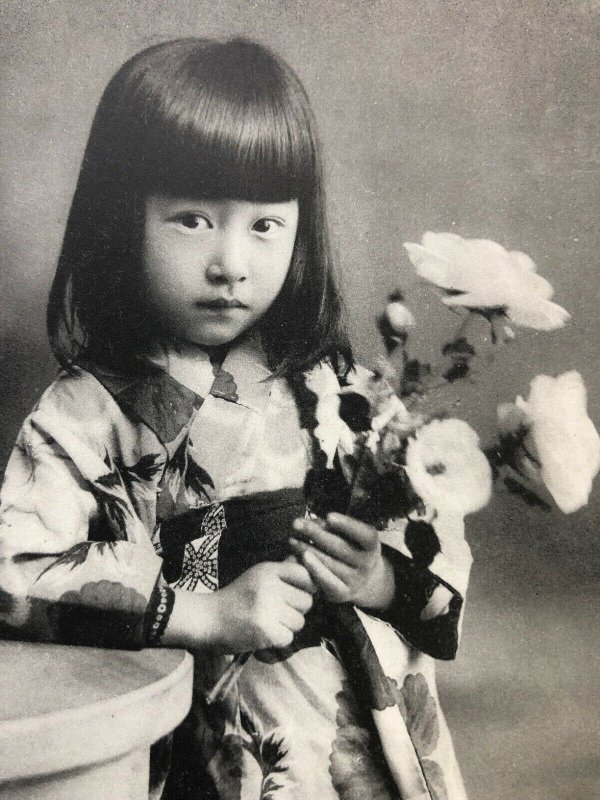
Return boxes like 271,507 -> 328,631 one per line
0,38 -> 472,799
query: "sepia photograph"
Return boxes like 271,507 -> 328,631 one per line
0,2 -> 598,798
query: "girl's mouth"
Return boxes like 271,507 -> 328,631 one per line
196,299 -> 248,310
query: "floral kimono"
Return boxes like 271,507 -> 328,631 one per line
0,335 -> 471,800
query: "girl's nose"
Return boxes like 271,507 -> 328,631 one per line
204,237 -> 248,287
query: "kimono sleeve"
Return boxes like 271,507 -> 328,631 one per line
377,512 -> 473,661
0,372 -> 173,649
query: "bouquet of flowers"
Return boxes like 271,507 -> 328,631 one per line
208,232 -> 599,716
337,232 -> 600,533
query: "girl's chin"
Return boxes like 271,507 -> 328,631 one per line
175,324 -> 258,349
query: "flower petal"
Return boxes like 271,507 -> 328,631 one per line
505,299 -> 571,330
515,371 -> 600,513
404,232 -> 569,331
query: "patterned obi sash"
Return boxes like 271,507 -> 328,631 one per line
159,487 -> 307,588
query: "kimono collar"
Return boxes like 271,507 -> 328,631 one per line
212,333 -> 272,411
78,334 -> 274,448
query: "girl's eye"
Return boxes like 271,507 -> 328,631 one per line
174,214 -> 211,231
252,218 -> 280,235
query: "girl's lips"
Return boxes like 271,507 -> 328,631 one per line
195,299 -> 248,309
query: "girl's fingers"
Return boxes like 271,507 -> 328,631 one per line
288,538 -> 352,583
324,513 -> 379,551
278,605 -> 307,633
283,582 -> 314,614
291,518 -> 361,566
277,560 -> 317,593
300,548 -> 349,601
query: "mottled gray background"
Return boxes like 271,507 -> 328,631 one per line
1,1 -> 599,798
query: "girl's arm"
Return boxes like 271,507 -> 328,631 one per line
0,372 -> 315,653
290,510 -> 471,660
0,372 -> 169,649
163,560 -> 315,652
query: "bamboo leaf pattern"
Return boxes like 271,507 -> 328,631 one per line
122,452 -> 163,483
95,451 -> 123,489
100,495 -> 130,539
185,442 -> 216,503
37,541 -> 118,580
239,706 -> 293,799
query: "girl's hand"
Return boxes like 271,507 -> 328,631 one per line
289,513 -> 395,610
208,559 -> 316,654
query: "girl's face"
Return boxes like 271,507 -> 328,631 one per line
142,195 -> 299,348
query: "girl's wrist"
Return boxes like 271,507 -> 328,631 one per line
355,554 -> 396,611
161,588 -> 223,650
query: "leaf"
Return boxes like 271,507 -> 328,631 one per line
260,731 -> 288,775
404,519 -> 441,568
185,459 -> 216,503
400,359 -> 431,397
441,337 -> 476,357
339,391 -> 372,432
157,436 -> 188,517
237,708 -> 292,798
95,541 -> 118,558
95,470 -> 122,490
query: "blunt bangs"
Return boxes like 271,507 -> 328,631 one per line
115,38 -> 318,202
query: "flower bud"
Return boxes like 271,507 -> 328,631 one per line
385,301 -> 415,334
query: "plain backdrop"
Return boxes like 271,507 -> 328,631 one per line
1,2 -> 598,798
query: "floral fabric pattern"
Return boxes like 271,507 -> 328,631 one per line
329,679 -> 399,799
0,335 -> 471,798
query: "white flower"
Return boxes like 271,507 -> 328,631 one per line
403,232 -> 570,330
405,418 -> 492,516
304,363 -> 354,468
507,371 -> 600,513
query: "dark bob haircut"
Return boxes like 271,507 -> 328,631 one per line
48,37 -> 353,376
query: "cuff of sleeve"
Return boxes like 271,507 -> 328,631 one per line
143,578 -> 176,647
375,545 -> 463,660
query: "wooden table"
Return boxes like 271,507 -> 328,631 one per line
0,642 -> 193,799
